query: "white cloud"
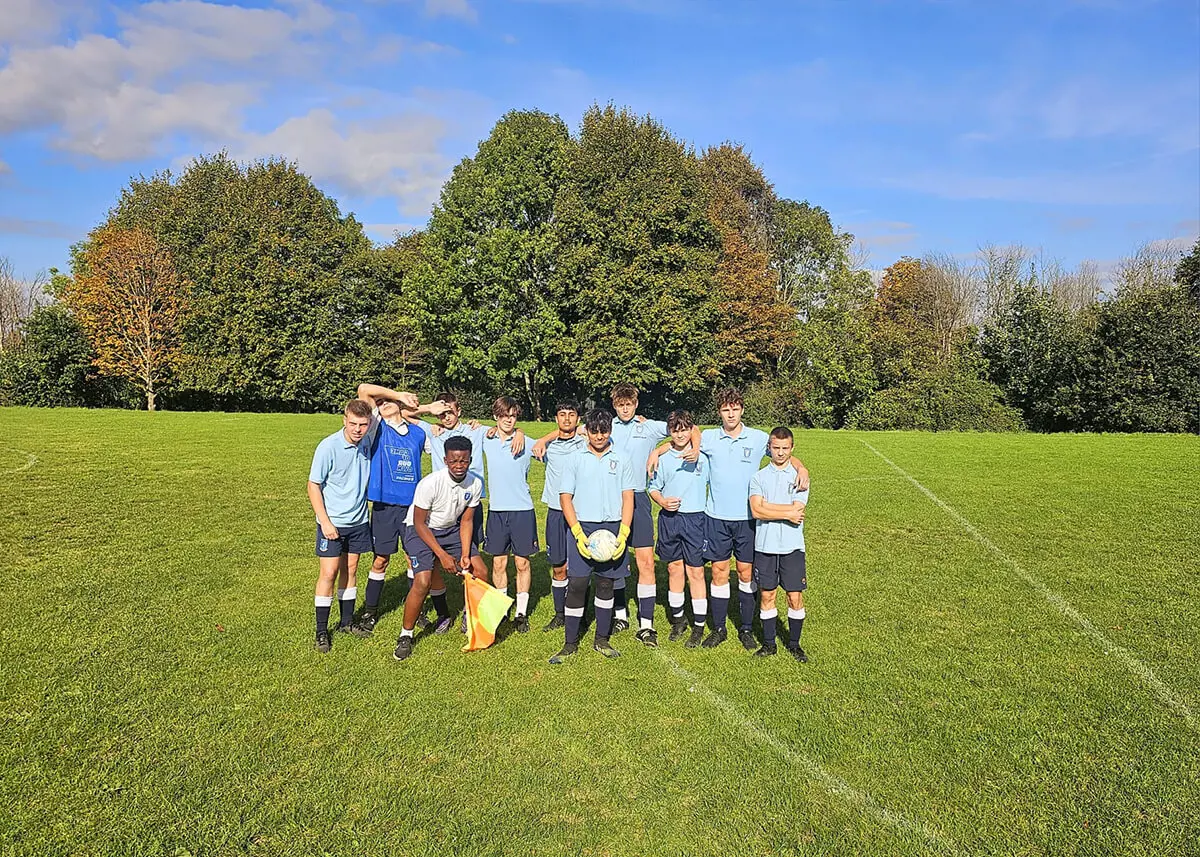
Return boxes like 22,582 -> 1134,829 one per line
424,0 -> 477,22
0,1 -> 353,160
0,0 -> 89,46
232,108 -> 452,215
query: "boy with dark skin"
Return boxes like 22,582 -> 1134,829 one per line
393,436 -> 490,661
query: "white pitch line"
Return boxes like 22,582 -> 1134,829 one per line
653,651 -> 960,855
2,449 -> 38,475
859,438 -> 1197,731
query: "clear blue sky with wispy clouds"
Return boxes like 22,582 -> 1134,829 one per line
1,0 -> 1197,281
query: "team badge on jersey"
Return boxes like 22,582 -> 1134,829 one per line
609,459 -> 619,472
743,447 -> 753,459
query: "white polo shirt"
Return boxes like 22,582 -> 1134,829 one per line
404,469 -> 483,530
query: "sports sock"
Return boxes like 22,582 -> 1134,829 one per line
565,607 -> 584,643
691,597 -> 708,627
399,627 -> 414,639
364,570 -> 386,610
737,579 -> 756,632
594,594 -> 615,639
430,587 -> 449,618
667,590 -> 685,622
515,591 -> 529,617
337,587 -> 356,628
710,583 -> 730,630
637,583 -> 656,630
315,595 -> 333,635
788,607 -> 805,647
551,577 -> 568,616
613,582 -> 628,621
761,607 -> 778,647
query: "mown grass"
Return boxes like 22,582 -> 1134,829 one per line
1,409 -> 1197,856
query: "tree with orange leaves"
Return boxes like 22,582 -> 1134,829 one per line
63,227 -> 187,411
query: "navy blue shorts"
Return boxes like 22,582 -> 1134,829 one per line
546,508 -> 569,567
656,510 -> 706,567
566,521 -> 630,580
754,550 -> 806,592
402,523 -> 481,574
703,516 -> 756,564
315,522 -> 372,558
370,502 -> 409,556
485,509 -> 539,557
631,491 -> 655,549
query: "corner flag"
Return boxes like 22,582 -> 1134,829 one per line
462,573 -> 514,652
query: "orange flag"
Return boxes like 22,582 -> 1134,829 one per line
462,573 -> 514,652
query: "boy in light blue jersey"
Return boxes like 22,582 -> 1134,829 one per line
647,410 -> 709,648
689,387 -> 808,651
308,394 -> 414,653
532,401 -> 586,631
551,409 -> 638,664
609,383 -> 701,635
749,427 -> 810,662
422,391 -> 526,549
482,396 -> 538,633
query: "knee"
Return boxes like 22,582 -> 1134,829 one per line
594,577 -> 615,600
409,573 -> 432,596
565,577 -> 589,609
372,555 -> 390,572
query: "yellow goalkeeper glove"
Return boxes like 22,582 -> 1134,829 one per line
611,523 -> 631,560
571,523 -> 593,559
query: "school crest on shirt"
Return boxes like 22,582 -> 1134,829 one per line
743,447 -> 753,459
609,459 -> 619,472
634,424 -> 645,435
464,490 -> 473,502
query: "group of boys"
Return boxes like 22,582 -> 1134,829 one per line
306,382 -> 812,665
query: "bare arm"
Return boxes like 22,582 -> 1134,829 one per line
750,494 -> 805,524
649,488 -> 680,512
307,481 -> 338,539
791,456 -> 810,490
620,489 -> 634,529
560,494 -> 580,530
646,440 -> 673,475
356,383 -> 419,410
532,429 -> 560,460
458,507 -> 475,573
679,426 -> 702,463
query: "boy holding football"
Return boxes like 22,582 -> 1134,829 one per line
550,409 -> 638,664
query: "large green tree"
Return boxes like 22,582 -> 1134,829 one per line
980,284 -> 1086,431
553,105 -> 721,403
88,154 -> 373,410
412,110 -> 571,418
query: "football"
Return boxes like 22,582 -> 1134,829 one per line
586,528 -> 620,560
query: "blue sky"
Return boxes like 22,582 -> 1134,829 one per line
1,0 -> 1197,282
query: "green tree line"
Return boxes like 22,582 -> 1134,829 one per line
2,105 -> 1198,432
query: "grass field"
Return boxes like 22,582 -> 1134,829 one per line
1,408 -> 1198,857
